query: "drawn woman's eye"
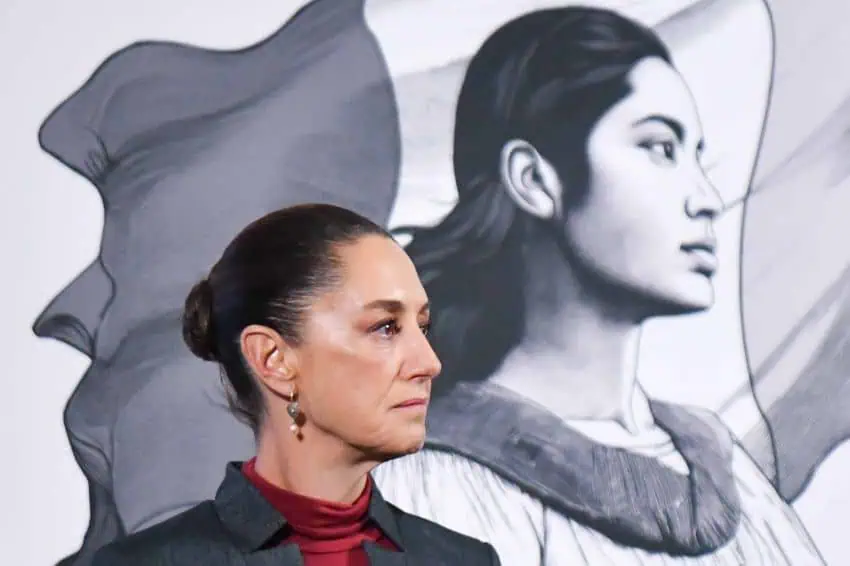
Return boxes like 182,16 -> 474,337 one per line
641,140 -> 677,163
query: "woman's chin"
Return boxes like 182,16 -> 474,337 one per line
671,279 -> 715,313
384,427 -> 428,459
642,276 -> 715,316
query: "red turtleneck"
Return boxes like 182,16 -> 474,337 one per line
242,459 -> 399,565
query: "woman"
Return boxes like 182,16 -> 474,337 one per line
91,203 -> 500,565
373,7 -> 825,565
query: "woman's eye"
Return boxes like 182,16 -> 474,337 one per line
373,320 -> 400,338
642,140 -> 677,163
371,319 -> 430,339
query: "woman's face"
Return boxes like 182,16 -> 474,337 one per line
560,57 -> 722,316
292,234 -> 441,459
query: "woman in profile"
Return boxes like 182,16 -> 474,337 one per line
92,204 -> 499,565
374,7 -> 824,565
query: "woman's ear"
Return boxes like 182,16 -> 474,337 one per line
500,139 -> 563,219
239,324 -> 297,396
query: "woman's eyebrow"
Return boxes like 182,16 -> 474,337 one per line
632,114 -> 684,143
633,113 -> 705,151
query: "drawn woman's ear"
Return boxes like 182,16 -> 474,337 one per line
499,139 -> 562,219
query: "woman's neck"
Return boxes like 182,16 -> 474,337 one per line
253,419 -> 373,504
488,233 -> 655,435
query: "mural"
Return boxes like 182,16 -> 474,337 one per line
26,0 -> 850,564
374,3 -> 819,564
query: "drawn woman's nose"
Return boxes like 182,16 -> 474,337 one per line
33,260 -> 112,358
685,174 -> 724,220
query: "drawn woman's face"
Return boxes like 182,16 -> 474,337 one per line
557,57 -> 722,315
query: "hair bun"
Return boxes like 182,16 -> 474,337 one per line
182,278 -> 219,362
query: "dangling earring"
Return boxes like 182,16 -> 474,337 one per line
286,387 -> 301,434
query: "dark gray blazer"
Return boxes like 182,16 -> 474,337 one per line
91,462 -> 500,566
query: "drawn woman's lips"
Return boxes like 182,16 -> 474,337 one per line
681,238 -> 718,277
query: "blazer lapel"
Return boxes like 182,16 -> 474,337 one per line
242,544 -> 305,566
365,481 -> 408,565
364,541 -> 407,566
215,462 -> 408,565
214,462 -> 289,551
366,481 -> 404,550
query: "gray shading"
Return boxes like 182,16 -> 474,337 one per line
33,1 -> 401,564
739,92 -> 850,501
731,0 -> 850,502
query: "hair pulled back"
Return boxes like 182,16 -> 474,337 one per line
399,7 -> 671,391
182,203 -> 389,430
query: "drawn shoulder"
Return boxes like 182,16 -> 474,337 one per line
374,447 -> 543,563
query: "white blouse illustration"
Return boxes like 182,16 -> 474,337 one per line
373,2 -> 825,564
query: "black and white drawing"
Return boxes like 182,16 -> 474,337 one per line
374,4 -> 822,564
27,0 -> 850,564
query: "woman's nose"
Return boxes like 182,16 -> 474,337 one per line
405,330 -> 442,381
685,173 -> 724,219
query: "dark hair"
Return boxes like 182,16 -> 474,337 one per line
402,7 -> 671,390
182,203 -> 390,430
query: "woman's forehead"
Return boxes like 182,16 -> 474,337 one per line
314,237 -> 427,311
602,58 -> 702,141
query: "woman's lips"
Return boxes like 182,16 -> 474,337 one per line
681,241 -> 718,276
393,398 -> 428,409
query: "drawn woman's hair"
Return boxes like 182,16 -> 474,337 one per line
402,7 -> 671,390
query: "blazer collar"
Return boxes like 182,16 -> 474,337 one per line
214,462 -> 404,552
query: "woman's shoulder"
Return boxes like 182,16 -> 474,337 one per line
91,501 -> 224,565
